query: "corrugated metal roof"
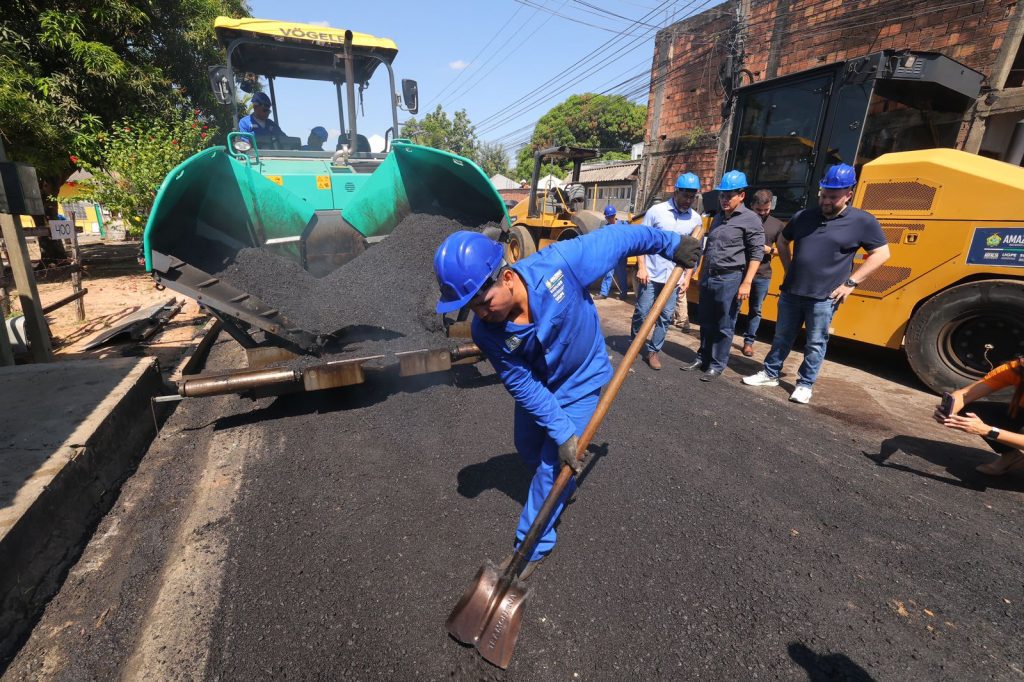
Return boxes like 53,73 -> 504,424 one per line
578,161 -> 640,183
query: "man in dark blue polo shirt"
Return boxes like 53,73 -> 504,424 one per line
742,164 -> 890,404
681,169 -> 764,381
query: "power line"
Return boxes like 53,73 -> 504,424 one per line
476,0 -> 719,137
423,3 -> 528,109
512,0 -> 653,36
470,0 -> 681,133
442,0 -> 572,108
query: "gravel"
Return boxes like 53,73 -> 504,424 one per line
216,214 -> 496,354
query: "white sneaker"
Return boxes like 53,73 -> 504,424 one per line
790,386 -> 813,404
742,370 -> 779,387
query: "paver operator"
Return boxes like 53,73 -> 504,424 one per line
433,226 -> 701,576
238,92 -> 287,140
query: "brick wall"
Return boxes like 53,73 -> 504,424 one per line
640,0 -> 1020,205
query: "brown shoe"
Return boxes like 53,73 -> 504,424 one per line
976,450 -> 1024,476
644,352 -> 661,370
742,342 -> 754,357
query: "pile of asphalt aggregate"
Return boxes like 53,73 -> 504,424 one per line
217,214 -> 497,354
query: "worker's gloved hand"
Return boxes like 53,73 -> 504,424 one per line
673,236 -> 702,269
558,435 -> 582,474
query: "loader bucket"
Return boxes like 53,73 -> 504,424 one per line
142,139 -> 508,351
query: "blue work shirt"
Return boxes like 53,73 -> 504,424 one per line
782,205 -> 886,299
238,115 -> 286,138
473,225 -> 682,445
643,198 -> 703,283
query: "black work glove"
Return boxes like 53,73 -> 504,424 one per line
673,235 -> 701,269
558,435 -> 582,474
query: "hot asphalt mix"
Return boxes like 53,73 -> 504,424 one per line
5,324 -> 1024,679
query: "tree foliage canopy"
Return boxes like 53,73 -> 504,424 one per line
476,142 -> 510,178
401,105 -> 478,161
75,110 -> 217,235
514,93 -> 646,180
0,0 -> 248,196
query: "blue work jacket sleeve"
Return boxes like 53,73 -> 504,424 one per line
554,225 -> 681,286
473,330 -> 577,445
238,116 -> 254,133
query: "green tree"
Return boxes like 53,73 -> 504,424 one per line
514,93 -> 646,180
477,142 -> 510,177
0,0 -> 248,204
401,105 -> 478,160
74,110 -> 217,236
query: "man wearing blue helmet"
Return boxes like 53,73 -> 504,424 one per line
682,169 -> 764,381
743,163 -> 890,404
596,205 -> 629,300
434,226 -> 701,576
301,126 -> 329,151
238,92 -> 287,140
630,172 -> 704,369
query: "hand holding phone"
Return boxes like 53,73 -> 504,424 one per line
940,392 -> 955,417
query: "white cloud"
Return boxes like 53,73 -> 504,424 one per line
448,59 -> 469,71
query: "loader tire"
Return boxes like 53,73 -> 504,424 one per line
905,279 -> 1024,394
505,223 -> 536,264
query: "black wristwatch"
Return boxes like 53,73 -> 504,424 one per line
985,427 -> 1001,441
843,278 -> 859,288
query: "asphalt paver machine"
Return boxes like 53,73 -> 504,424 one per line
144,17 -> 508,398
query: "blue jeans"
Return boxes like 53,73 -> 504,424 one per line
514,390 -> 600,560
762,291 -> 837,388
743,276 -> 772,344
630,280 -> 679,355
599,259 -> 628,297
697,270 -> 743,372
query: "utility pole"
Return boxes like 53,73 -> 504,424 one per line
715,0 -> 749,179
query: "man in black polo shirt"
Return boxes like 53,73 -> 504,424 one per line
742,164 -> 890,404
682,169 -> 764,381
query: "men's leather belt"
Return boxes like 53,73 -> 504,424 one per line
707,266 -> 744,276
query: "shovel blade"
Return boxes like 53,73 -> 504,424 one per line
476,578 -> 531,669
446,561 -> 502,645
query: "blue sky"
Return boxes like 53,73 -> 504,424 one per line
246,0 -> 707,165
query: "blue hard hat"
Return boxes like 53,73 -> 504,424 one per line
604,205 -> 617,218
714,169 -> 748,192
311,126 -> 328,141
251,92 -> 271,107
675,172 -> 700,191
820,163 -> 857,189
434,231 -> 505,314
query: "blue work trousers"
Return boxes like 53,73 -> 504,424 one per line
697,270 -> 743,372
762,291 -> 837,388
599,259 -> 628,297
514,389 -> 601,561
743,275 -> 772,344
630,281 -> 679,355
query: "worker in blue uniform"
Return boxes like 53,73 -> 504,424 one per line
238,92 -> 286,141
597,205 -> 629,299
434,226 -> 701,576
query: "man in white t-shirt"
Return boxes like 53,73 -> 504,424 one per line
630,172 -> 704,369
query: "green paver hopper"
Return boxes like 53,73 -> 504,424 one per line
143,18 -> 508,353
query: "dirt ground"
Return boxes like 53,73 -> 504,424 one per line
5,235 -> 208,373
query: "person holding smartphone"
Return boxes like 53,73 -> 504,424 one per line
935,356 -> 1024,475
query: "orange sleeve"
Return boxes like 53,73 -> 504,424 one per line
981,359 -> 1023,391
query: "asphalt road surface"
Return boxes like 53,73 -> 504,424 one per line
6,315 -> 1024,680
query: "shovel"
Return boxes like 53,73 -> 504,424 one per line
446,265 -> 686,669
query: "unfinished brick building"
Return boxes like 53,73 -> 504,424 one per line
638,0 -> 1024,211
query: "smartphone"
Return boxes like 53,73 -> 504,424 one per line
940,392 -> 955,417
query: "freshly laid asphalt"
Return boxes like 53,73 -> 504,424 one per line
6,318 -> 1024,679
